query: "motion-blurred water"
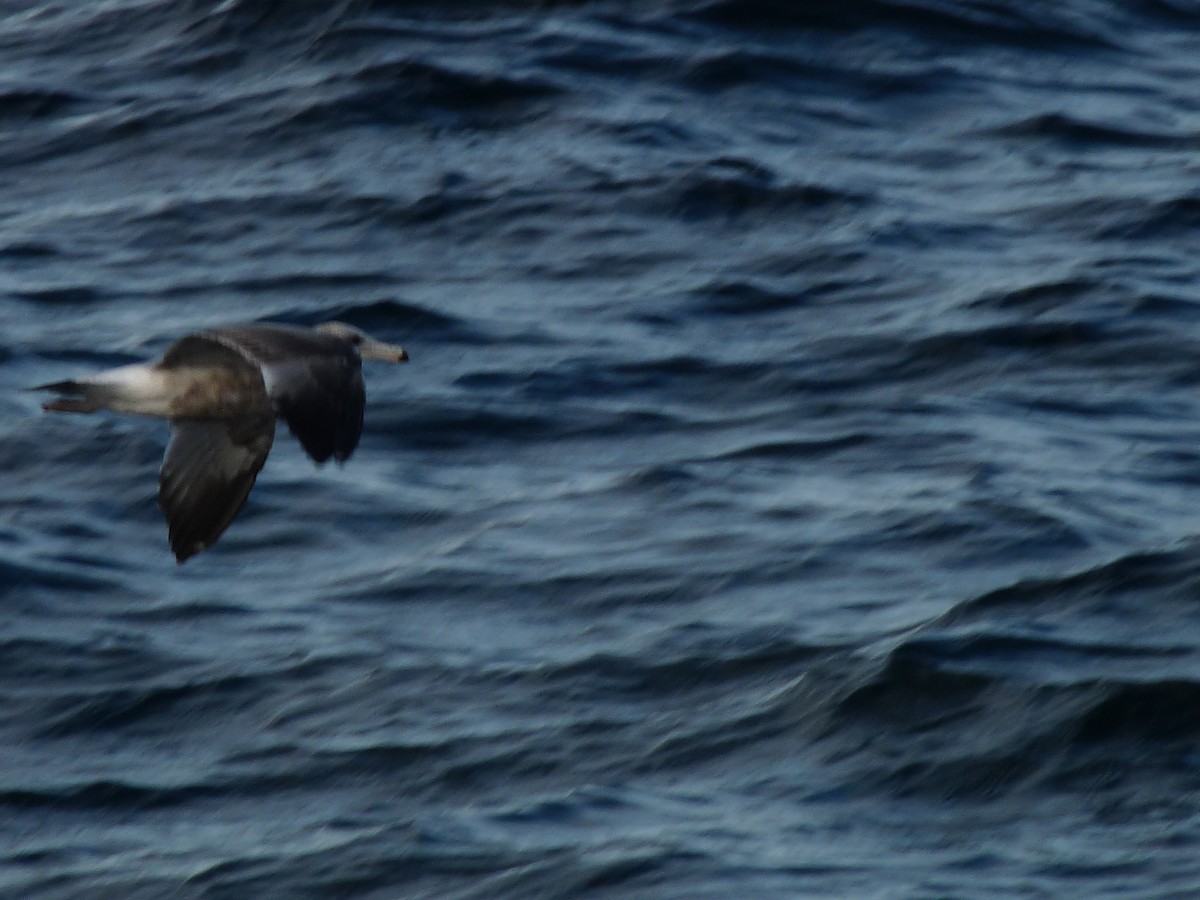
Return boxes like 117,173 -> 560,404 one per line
5,1 -> 1200,896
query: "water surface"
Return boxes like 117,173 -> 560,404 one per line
4,1 -> 1200,896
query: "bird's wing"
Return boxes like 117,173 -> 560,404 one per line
260,357 -> 365,464
158,414 -> 275,563
191,325 -> 365,464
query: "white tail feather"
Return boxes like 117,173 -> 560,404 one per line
87,364 -> 174,416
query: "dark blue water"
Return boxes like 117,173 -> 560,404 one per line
5,1 -> 1200,896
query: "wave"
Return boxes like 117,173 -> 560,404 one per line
685,0 -> 1119,49
277,56 -> 561,133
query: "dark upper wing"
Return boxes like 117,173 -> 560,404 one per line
193,323 -> 346,364
159,333 -> 264,370
158,415 -> 275,563
196,324 -> 365,464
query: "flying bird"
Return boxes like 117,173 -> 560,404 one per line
33,321 -> 409,562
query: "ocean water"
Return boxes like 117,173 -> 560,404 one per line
4,0 -> 1200,896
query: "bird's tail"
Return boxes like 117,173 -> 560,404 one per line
30,379 -> 105,414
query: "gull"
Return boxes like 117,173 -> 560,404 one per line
33,321 -> 408,562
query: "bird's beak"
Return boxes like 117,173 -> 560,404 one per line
361,339 -> 409,363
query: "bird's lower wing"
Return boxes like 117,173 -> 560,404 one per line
263,358 -> 365,464
159,415 -> 275,562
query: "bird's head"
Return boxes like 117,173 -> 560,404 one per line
316,321 -> 409,363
